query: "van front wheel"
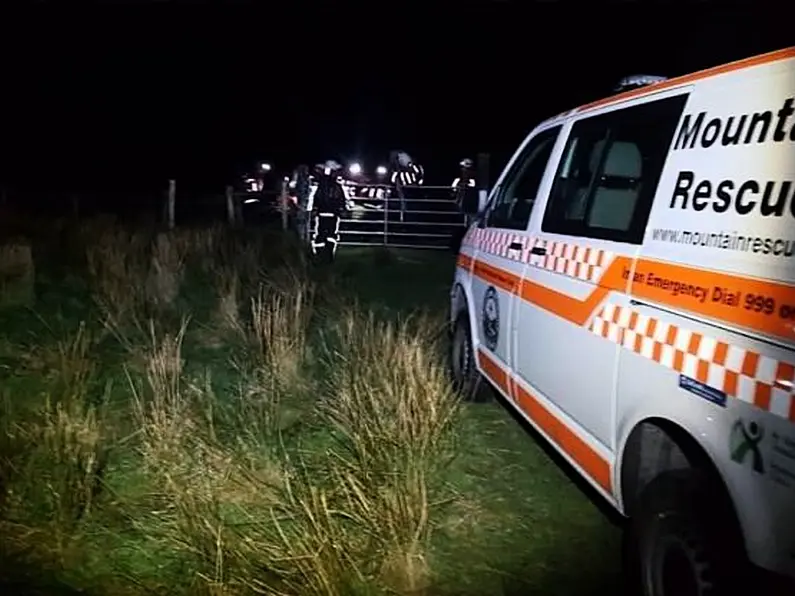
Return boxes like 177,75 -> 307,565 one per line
625,470 -> 748,596
450,314 -> 491,403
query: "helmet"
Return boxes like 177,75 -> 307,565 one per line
460,158 -> 474,168
394,151 -> 412,167
315,160 -> 341,175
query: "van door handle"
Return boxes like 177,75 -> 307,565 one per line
508,241 -> 523,251
530,246 -> 546,256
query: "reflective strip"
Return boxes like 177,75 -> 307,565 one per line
591,304 -> 795,420
452,177 -> 477,188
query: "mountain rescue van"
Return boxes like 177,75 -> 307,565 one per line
449,47 -> 795,593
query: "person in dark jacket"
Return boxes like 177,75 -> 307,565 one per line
309,160 -> 347,261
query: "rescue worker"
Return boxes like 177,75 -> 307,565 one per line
452,157 -> 477,212
452,158 -> 476,195
309,160 -> 347,262
389,151 -> 424,187
291,164 -> 311,240
453,157 -> 479,238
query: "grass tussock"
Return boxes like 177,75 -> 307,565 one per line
319,310 -> 459,593
146,232 -> 187,309
212,265 -> 244,336
126,317 -> 289,593
250,278 -> 314,391
86,226 -> 150,322
1,325 -> 110,564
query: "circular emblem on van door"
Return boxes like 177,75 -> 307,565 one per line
482,286 -> 500,351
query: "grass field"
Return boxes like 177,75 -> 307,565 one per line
0,219 -> 621,595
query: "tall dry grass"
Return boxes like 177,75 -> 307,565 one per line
127,317 -> 287,593
86,225 -> 150,322
120,282 -> 457,594
250,278 -> 314,392
212,265 -> 244,336
0,324 -> 110,563
86,223 -> 192,332
2,219 -> 463,595
317,309 -> 459,593
146,232 -> 187,309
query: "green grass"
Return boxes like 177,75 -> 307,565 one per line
0,221 -> 621,595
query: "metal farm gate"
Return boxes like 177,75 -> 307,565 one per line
332,183 -> 468,249
293,153 -> 490,251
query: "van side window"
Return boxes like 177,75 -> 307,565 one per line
486,125 -> 561,231
542,94 -> 687,243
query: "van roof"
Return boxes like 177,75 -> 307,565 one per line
575,46 -> 795,116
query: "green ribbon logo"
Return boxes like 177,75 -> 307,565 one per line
730,419 -> 765,474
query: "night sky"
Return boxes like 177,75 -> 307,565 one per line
1,2 -> 791,202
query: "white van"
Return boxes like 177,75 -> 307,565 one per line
449,46 -> 795,594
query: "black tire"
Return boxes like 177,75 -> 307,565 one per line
449,313 -> 491,403
624,469 -> 749,596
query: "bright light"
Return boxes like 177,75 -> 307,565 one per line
244,198 -> 260,204
376,165 -> 387,176
614,74 -> 667,92
260,162 -> 272,172
348,162 -> 362,175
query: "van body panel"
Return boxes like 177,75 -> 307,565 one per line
451,47 -> 795,580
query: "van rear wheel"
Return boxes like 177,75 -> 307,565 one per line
625,469 -> 748,596
450,314 -> 491,403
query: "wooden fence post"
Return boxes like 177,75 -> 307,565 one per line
167,179 -> 176,230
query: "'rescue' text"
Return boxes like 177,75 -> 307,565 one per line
668,172 -> 794,217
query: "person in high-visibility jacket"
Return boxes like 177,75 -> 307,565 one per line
452,157 -> 476,209
389,151 -> 424,187
452,158 -> 476,193
308,160 -> 347,262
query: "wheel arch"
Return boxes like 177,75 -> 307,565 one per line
450,280 -> 479,342
618,417 -> 741,527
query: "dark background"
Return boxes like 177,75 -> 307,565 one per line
0,1 -> 791,211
